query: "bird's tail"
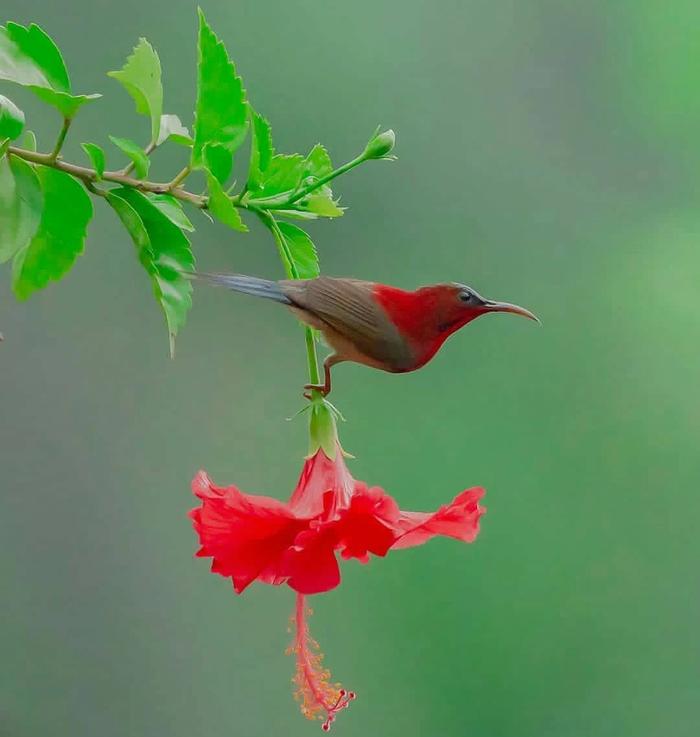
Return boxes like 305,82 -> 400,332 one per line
184,271 -> 292,305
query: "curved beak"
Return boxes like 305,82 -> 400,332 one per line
484,300 -> 540,323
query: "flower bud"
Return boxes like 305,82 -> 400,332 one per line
362,128 -> 395,160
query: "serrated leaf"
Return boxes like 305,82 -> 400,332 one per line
254,153 -> 305,197
191,9 -> 248,167
304,144 -> 333,179
304,192 -> 344,218
277,221 -> 318,280
107,187 -> 194,356
108,39 -> 162,144
109,136 -> 150,178
12,166 -> 92,299
206,171 -> 247,232
248,108 -> 273,190
147,193 -> 194,232
0,155 -> 43,263
0,95 -> 24,140
0,22 -> 100,118
81,142 -> 105,179
202,143 -> 232,184
157,114 -> 192,146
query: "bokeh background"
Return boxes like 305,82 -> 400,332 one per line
2,1 -> 699,735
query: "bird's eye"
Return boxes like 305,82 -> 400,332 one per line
459,291 -> 472,302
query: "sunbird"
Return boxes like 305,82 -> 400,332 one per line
190,272 -> 539,395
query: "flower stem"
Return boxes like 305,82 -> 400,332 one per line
286,154 -> 365,206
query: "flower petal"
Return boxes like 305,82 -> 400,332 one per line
190,471 -> 306,593
333,485 -> 400,561
283,526 -> 341,595
391,487 -> 486,550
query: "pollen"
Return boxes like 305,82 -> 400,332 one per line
287,595 -> 356,731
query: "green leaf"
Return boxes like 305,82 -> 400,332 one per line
12,166 -> 92,299
0,22 -> 100,117
29,88 -> 100,118
147,193 -> 194,232
19,130 -> 36,151
0,155 -> 43,263
109,136 -> 150,178
206,171 -> 247,232
304,192 -> 344,218
108,39 -> 163,144
0,22 -> 69,91
107,187 -> 194,356
0,95 -> 25,140
248,108 -> 273,190
254,153 -> 305,196
191,9 -> 248,167
304,143 -> 333,179
157,114 -> 192,146
81,142 -> 106,179
202,143 -> 233,184
0,138 -> 8,157
277,221 -> 318,280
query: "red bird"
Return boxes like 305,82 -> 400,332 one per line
191,273 -> 538,395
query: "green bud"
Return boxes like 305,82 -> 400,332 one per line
362,128 -> 395,160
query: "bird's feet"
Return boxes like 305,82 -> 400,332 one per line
303,382 -> 330,400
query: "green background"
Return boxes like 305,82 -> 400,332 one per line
2,1 -> 698,735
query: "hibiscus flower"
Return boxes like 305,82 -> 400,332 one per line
190,442 -> 485,729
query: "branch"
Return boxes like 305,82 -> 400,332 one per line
7,146 -> 206,208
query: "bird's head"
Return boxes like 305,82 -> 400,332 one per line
429,282 -> 540,333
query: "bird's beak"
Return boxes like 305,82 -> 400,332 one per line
484,300 -> 540,323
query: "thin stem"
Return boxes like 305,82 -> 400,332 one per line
49,118 -> 71,162
243,153 -> 367,211
169,164 -> 192,191
122,140 -> 156,176
258,210 -> 323,389
8,146 -> 206,208
286,154 -> 365,205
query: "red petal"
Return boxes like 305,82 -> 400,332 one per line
283,526 -> 341,595
287,446 -> 354,518
391,487 -> 486,550
333,485 -> 400,561
190,471 -> 306,593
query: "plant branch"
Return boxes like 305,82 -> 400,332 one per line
8,146 -> 206,208
169,164 -> 192,190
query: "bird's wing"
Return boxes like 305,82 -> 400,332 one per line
281,277 -> 415,370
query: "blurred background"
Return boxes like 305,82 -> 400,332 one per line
1,1 -> 698,735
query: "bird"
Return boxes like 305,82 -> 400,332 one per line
188,272 -> 539,396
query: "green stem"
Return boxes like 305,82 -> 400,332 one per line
257,211 -> 323,388
169,164 -> 192,190
243,153 -> 367,211
49,118 -> 71,162
287,154 -> 366,205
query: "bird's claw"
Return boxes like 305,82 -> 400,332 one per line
303,383 -> 329,398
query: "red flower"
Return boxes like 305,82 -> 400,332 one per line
190,443 -> 485,595
190,443 -> 485,730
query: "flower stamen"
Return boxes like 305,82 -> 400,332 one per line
288,593 -> 355,730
